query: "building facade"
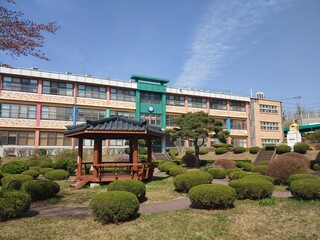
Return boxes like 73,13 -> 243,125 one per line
0,66 -> 283,155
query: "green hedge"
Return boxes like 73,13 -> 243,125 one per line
1,174 -> 33,190
290,178 -> 320,200
189,184 -> 236,209
233,146 -> 246,154
276,145 -> 291,154
227,171 -> 260,181
0,190 -> 31,221
242,163 -> 253,172
229,178 -> 274,200
287,174 -> 319,186
185,149 -> 195,154
21,180 -> 60,200
44,170 -> 69,180
168,166 -> 187,177
199,148 -> 209,155
173,171 -> 213,193
39,168 -> 54,175
21,170 -> 40,179
107,180 -> 146,202
293,143 -> 309,154
90,191 -> 139,224
158,162 -> 176,172
53,158 -> 76,174
1,161 -> 29,174
206,168 -> 227,179
242,175 -> 274,184
252,165 -> 268,175
249,146 -> 260,154
215,147 -> 228,155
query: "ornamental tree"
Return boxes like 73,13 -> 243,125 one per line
0,0 -> 59,61
166,111 -> 228,168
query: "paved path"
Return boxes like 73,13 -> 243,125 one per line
23,177 -> 292,218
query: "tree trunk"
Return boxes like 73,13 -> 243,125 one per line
194,138 -> 205,168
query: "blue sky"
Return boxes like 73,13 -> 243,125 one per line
1,0 -> 319,114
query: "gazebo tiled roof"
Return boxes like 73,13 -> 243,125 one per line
63,116 -> 164,138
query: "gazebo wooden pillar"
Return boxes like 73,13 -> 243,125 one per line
132,138 -> 139,180
77,137 -> 83,177
93,138 -> 102,179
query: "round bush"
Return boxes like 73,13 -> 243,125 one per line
173,171 -> 213,193
40,168 -> 54,175
185,149 -> 195,154
107,180 -> 146,201
265,144 -> 276,150
53,158 -> 76,174
44,170 -> 69,180
215,147 -> 228,155
276,145 -> 291,154
207,168 -> 227,179
287,174 -> 319,186
242,163 -> 253,172
0,190 -> 31,221
1,160 -> 29,174
168,166 -> 187,177
90,191 -> 139,224
199,148 -> 209,155
235,161 -> 244,168
214,159 -> 236,169
181,154 -> 197,167
1,174 -> 33,190
158,162 -> 176,172
233,146 -> 246,154
169,149 -> 179,157
21,180 -> 60,200
249,146 -> 260,154
266,153 -> 310,184
189,184 -> 236,209
229,179 -> 274,200
294,143 -> 309,154
242,175 -> 274,184
252,165 -> 267,175
228,171 -> 260,181
29,166 -> 41,172
21,170 -> 40,179
290,178 -> 320,200
313,163 -> 320,171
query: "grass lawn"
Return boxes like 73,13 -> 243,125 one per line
0,199 -> 319,240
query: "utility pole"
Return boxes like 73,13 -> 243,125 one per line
294,96 -> 303,125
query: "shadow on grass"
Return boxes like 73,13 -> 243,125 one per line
144,175 -> 170,183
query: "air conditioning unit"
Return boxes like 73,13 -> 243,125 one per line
256,92 -> 265,99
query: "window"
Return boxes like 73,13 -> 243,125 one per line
141,92 -> 162,104
260,122 -> 279,131
0,103 -> 36,119
140,113 -> 162,126
261,139 -> 280,147
260,104 -> 278,114
166,95 -> 185,107
216,118 -> 227,129
77,108 -> 105,122
231,138 -> 247,147
209,99 -> 227,110
109,139 -> 125,146
188,97 -> 206,108
42,80 -> 73,96
110,88 -> 136,102
110,110 -> 135,120
0,131 -> 35,145
166,115 -> 179,126
230,119 -> 247,130
83,139 -> 106,146
41,106 -> 73,121
2,76 -> 38,93
78,84 -> 106,99
39,132 -> 71,146
229,101 -> 246,112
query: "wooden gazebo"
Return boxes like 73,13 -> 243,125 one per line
63,116 -> 164,190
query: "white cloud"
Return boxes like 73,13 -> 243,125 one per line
175,0 -> 290,88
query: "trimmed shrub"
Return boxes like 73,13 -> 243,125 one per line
276,145 -> 291,154
257,160 -> 270,166
29,166 -> 41,172
252,165 -> 268,175
229,178 -> 274,200
21,180 -> 60,200
228,171 -> 260,181
173,171 -> 213,193
155,160 -> 165,166
107,180 -> 146,202
168,166 -> 187,177
1,160 -> 29,174
158,162 -> 176,172
44,170 -> 69,180
53,158 -> 76,174
266,153 -> 310,184
206,168 -> 227,179
287,174 -> 319,186
214,159 -> 235,169
215,147 -> 228,155
249,146 -> 260,154
265,144 -> 276,150
27,156 -> 53,168
313,163 -> 320,171
233,146 -> 246,154
181,154 -> 197,167
242,163 -> 253,172
189,184 -> 236,209
0,190 -> 31,221
172,160 -> 181,166
168,149 -> 179,160
39,168 -> 54,175
185,149 -> 195,155
293,143 -> 309,154
226,168 -> 240,174
90,191 -> 139,224
290,178 -> 320,199
242,175 -> 274,184
1,174 -> 33,190
21,170 -> 40,179
199,148 -> 209,155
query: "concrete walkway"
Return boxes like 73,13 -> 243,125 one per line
23,178 -> 292,218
